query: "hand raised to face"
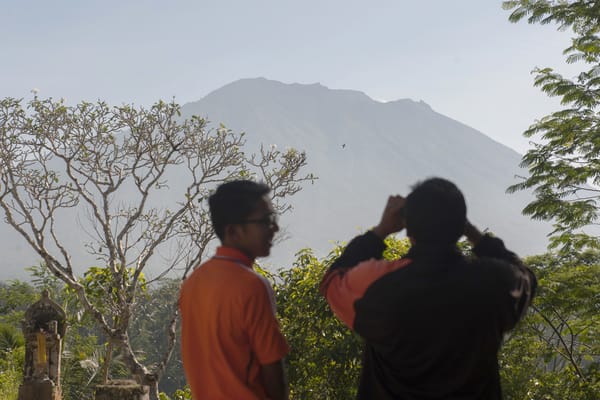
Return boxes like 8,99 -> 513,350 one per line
372,195 -> 406,239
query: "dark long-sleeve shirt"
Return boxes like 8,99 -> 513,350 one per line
320,232 -> 537,400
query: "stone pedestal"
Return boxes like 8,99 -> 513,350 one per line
18,380 -> 61,400
94,380 -> 150,400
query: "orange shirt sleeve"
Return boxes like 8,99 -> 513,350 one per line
321,258 -> 412,329
244,275 -> 290,365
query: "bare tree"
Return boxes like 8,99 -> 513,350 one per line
0,96 -> 314,398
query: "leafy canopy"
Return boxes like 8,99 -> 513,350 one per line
503,0 -> 600,253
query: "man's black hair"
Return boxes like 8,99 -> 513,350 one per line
208,180 -> 271,241
404,177 -> 466,245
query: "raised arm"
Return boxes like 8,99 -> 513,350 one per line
467,220 -> 537,330
327,195 -> 405,272
320,195 -> 410,329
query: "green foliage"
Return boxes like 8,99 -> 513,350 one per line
130,279 -> 185,396
270,236 -> 410,399
64,266 -> 147,319
275,248 -> 361,399
0,280 -> 37,327
0,344 -> 24,400
3,240 -> 597,399
158,387 -> 192,400
500,250 -> 600,399
0,324 -> 24,352
0,280 -> 34,399
60,338 -> 100,400
0,276 -> 45,399
503,0 -> 600,253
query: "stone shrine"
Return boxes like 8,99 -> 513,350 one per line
18,289 -> 66,400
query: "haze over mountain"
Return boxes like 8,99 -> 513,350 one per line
181,78 -> 552,268
0,78 -> 552,280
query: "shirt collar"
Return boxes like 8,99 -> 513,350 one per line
215,246 -> 254,268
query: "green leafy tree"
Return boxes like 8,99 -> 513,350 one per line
130,279 -> 186,397
0,280 -> 37,327
503,0 -> 600,253
0,96 -> 313,399
500,250 -> 600,399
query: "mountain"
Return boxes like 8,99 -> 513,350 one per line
0,78 -> 552,280
180,77 -> 551,267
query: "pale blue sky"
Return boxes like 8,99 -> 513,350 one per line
2,0 -> 579,153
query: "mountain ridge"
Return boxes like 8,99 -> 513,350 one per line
180,78 -> 551,268
0,78 -> 551,280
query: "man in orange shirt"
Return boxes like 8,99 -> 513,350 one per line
179,180 -> 289,400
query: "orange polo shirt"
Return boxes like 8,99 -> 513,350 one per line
179,246 -> 289,399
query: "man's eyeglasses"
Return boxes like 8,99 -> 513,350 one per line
242,213 -> 279,227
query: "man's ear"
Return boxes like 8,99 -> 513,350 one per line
223,224 -> 241,242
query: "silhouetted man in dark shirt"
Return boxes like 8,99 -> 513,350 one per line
320,177 -> 537,399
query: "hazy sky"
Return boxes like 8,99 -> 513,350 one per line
2,1 -> 579,154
